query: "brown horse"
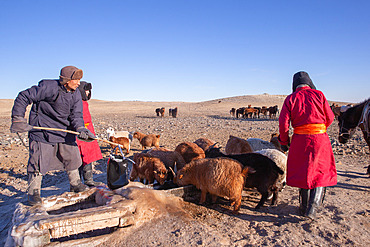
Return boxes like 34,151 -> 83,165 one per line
338,99 -> 370,176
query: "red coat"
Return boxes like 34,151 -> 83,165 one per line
279,86 -> 337,189
76,101 -> 103,166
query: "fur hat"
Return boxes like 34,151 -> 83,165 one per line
59,66 -> 83,85
78,81 -> 92,101
292,71 -> 316,92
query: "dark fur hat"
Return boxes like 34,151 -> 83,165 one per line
78,81 -> 92,101
59,66 -> 83,85
292,71 -> 316,92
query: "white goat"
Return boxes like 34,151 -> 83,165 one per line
247,138 -> 277,152
106,127 -> 133,142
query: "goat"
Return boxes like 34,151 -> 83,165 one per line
170,157 -> 254,213
225,135 -> 253,155
131,153 -> 167,185
205,147 -> 284,209
147,147 -> 186,180
133,131 -> 160,150
174,142 -> 205,164
193,138 -> 219,152
106,127 -> 133,142
109,136 -> 130,154
254,148 -> 287,191
269,133 -> 283,152
247,138 -> 276,151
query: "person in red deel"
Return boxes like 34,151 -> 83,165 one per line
76,81 -> 104,187
278,71 -> 337,220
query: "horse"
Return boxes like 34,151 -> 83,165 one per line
268,105 -> 279,119
338,98 -> 370,176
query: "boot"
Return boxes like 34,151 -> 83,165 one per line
67,169 -> 89,193
299,188 -> 309,216
27,172 -> 43,206
28,189 -> 42,206
82,163 -> 104,187
305,187 -> 326,220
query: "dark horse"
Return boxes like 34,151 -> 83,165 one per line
338,98 -> 370,176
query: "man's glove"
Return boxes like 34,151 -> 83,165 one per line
10,116 -> 33,133
77,127 -> 96,141
281,145 -> 289,152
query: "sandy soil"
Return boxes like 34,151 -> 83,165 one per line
0,95 -> 369,246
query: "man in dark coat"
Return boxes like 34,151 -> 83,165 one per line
10,65 -> 96,205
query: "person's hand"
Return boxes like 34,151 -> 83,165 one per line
281,145 -> 289,152
10,116 -> 33,133
77,127 -> 96,140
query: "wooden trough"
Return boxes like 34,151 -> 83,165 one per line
6,183 -> 197,247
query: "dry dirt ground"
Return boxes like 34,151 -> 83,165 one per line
0,95 -> 369,246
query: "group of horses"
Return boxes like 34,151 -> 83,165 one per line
336,99 -> 370,175
230,105 -> 279,119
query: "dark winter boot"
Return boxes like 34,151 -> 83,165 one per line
28,189 -> 42,206
305,187 -> 326,220
299,188 -> 309,216
67,169 -> 89,193
27,172 -> 43,206
82,163 -> 104,187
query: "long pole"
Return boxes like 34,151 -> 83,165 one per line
32,126 -> 125,148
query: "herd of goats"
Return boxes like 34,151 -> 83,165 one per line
106,127 -> 285,214
104,99 -> 370,214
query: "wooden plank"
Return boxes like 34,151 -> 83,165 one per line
38,202 -> 136,231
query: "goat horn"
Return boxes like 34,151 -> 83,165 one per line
168,167 -> 176,177
208,142 -> 220,149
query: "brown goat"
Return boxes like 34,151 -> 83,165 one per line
133,131 -> 160,150
193,138 -> 219,152
270,133 -> 283,152
172,157 -> 254,213
174,142 -> 205,164
225,135 -> 253,155
131,153 -> 167,185
109,136 -> 130,154
147,147 -> 186,179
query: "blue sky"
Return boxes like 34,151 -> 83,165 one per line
1,0 -> 369,103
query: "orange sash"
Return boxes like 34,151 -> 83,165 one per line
294,123 -> 326,135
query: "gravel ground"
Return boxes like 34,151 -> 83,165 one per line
0,95 -> 369,246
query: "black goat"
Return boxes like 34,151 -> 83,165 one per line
205,147 -> 284,209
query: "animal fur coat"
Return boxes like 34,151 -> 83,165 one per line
279,86 -> 337,189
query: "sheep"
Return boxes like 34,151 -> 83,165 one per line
133,131 -> 161,150
130,153 -> 167,185
225,135 -> 253,155
205,147 -> 284,209
174,142 -> 205,164
255,148 -> 287,191
147,147 -> 186,180
109,136 -> 130,154
171,157 -> 254,213
193,138 -> 219,152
